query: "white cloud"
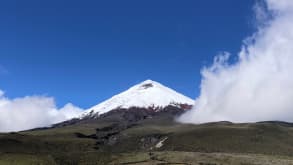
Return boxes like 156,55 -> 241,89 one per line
266,0 -> 293,13
178,0 -> 293,123
0,91 -> 83,132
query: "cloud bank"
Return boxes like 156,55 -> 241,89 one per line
0,90 -> 83,132
178,0 -> 293,123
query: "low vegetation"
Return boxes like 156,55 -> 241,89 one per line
1,107 -> 293,164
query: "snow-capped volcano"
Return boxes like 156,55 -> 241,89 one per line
80,80 -> 194,118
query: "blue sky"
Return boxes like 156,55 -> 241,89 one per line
0,0 -> 255,108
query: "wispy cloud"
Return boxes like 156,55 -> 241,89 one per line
0,90 -> 83,132
178,0 -> 293,123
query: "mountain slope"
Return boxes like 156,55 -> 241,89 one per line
80,80 -> 194,118
4,116 -> 293,164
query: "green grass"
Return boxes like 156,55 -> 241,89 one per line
0,153 -> 56,165
2,151 -> 293,165
111,151 -> 293,165
2,114 -> 293,164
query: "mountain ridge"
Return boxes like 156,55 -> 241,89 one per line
80,79 -> 194,119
